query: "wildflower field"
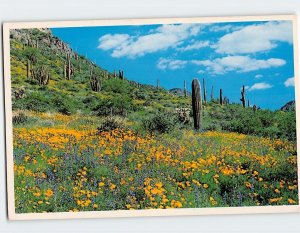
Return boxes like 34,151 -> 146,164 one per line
9,27 -> 299,214
13,112 -> 298,213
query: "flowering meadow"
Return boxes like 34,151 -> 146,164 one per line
13,112 -> 298,213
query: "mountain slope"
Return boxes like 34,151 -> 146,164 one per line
9,28 -> 190,115
280,100 -> 295,111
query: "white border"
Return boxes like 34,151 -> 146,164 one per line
3,14 -> 300,220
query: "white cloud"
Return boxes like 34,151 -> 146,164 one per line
248,82 -> 273,91
97,34 -> 130,50
255,74 -> 263,79
176,40 -> 210,51
98,24 -> 202,58
215,21 -> 293,54
157,58 -> 187,70
209,24 -> 242,32
284,77 -> 295,87
191,56 -> 286,74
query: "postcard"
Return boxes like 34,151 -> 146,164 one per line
3,15 -> 299,220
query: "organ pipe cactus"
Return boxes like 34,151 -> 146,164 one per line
90,75 -> 101,92
220,89 -> 223,106
240,85 -> 246,108
184,80 -> 187,97
31,66 -> 50,85
191,78 -> 202,131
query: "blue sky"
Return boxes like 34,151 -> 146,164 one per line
51,20 -> 295,110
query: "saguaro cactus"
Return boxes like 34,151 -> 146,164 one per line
90,75 -> 101,92
184,80 -> 187,97
79,61 -> 81,73
220,89 -> 223,106
191,78 -> 202,131
26,60 -> 31,78
240,85 -> 246,108
253,105 -> 257,113
31,66 -> 50,85
118,70 -> 124,80
157,79 -> 160,88
248,99 -> 250,107
203,78 -> 207,104
211,86 -> 214,101
64,53 -> 72,80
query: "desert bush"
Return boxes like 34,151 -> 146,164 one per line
13,91 -> 51,112
142,111 -> 177,134
94,95 -> 133,116
97,116 -> 125,133
12,111 -> 28,125
103,78 -> 130,94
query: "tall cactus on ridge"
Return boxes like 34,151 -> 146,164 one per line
191,78 -> 202,131
211,85 -> 214,101
89,66 -> 100,92
240,85 -> 246,108
157,79 -> 160,89
203,78 -> 207,104
220,89 -> 223,106
184,80 -> 187,97
64,53 -> 72,80
118,70 -> 124,80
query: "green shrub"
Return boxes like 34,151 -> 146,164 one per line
13,91 -> 51,112
12,111 -> 28,125
94,95 -> 133,116
142,112 -> 177,134
103,79 -> 130,94
97,116 -> 125,133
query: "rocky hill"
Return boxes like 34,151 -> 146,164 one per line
280,100 -> 295,111
9,28 -> 190,115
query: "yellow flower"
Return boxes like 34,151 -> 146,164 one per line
33,192 -> 41,197
155,182 -> 163,189
288,198 -> 296,204
269,197 -> 282,203
45,189 -> 54,198
210,196 -> 217,205
253,171 -> 259,176
98,182 -> 105,187
245,182 -> 252,188
171,200 -> 183,208
203,184 -> 209,189
274,189 -> 280,194
110,184 -> 116,190
93,204 -> 98,208
288,185 -> 297,190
